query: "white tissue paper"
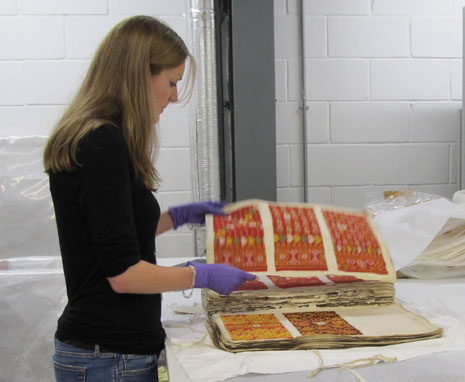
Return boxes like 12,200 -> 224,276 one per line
373,197 -> 465,270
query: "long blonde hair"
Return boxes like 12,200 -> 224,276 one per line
43,15 -> 195,190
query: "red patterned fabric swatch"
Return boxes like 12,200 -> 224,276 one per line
268,275 -> 324,288
269,205 -> 328,271
321,210 -> 388,275
213,206 -> 267,272
236,278 -> 268,291
284,311 -> 361,336
221,314 -> 293,341
326,275 -> 363,283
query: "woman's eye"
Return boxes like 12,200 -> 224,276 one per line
170,82 -> 177,88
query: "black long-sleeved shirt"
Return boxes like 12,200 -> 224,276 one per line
49,124 -> 164,354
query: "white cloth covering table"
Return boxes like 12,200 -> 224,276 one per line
162,263 -> 465,382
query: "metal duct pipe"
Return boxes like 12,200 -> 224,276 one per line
190,0 -> 221,256
298,0 -> 309,202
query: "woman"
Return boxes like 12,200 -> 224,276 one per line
44,15 -> 254,381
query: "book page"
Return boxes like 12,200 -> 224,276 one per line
206,199 -> 396,283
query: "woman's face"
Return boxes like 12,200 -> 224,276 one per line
150,62 -> 185,123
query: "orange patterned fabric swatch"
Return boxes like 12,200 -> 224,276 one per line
284,311 -> 362,336
268,275 -> 324,288
321,210 -> 388,275
213,206 -> 267,272
221,314 -> 293,341
270,205 -> 328,271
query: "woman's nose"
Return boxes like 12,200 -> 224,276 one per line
169,87 -> 178,103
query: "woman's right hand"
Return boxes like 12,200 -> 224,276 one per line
187,261 -> 255,295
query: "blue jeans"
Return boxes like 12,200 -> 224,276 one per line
53,339 -> 159,382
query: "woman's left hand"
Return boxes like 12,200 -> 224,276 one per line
168,201 -> 226,229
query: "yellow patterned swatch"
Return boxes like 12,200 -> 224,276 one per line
221,314 -> 293,341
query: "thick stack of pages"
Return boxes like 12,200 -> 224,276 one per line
203,200 -> 442,352
399,216 -> 465,279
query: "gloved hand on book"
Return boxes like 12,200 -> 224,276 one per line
187,261 -> 256,295
169,201 -> 226,229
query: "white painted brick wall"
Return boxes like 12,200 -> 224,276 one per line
275,60 -> 287,101
156,234 -> 194,258
304,144 -> 449,186
286,59 -> 300,101
411,103 -> 461,142
270,0 -> 464,211
109,0 -> 187,15
328,17 -> 410,58
0,16 -> 65,59
290,145 -> 304,186
415,183 -> 459,197
0,106 -> 65,136
371,60 -> 450,100
159,106 -> 190,148
0,1 -> 196,258
20,0 -> 108,14
305,145 -> 374,186
451,143 -> 458,183
157,148 -> 192,191
157,191 -> 193,235
331,103 -> 410,143
274,10 -> 326,58
412,17 -> 462,57
65,16 -> 127,58
451,59 -> 463,100
307,187 -> 331,204
302,59 -> 370,100
0,63 -> 23,106
276,102 -> 329,144
288,0 -> 371,15
276,146 -> 291,187
25,60 -> 90,104
1,0 -> 464,256
332,186 -> 403,208
373,0 -> 452,16
453,0 -> 465,15
65,15 -> 186,59
304,16 -> 327,57
370,144 -> 450,184
0,0 -> 18,15
275,14 -> 299,58
307,103 -> 330,142
277,188 -> 304,202
275,0 -> 462,207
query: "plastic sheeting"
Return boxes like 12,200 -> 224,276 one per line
0,136 -> 65,381
0,258 -> 66,381
0,136 -> 60,259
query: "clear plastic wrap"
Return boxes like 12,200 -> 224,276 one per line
1,136 -> 65,380
365,190 -> 442,217
0,136 -> 60,259
0,257 -> 66,381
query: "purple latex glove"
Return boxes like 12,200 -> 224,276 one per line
169,201 -> 226,230
187,261 -> 256,295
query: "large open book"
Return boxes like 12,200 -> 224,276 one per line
203,200 -> 442,352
